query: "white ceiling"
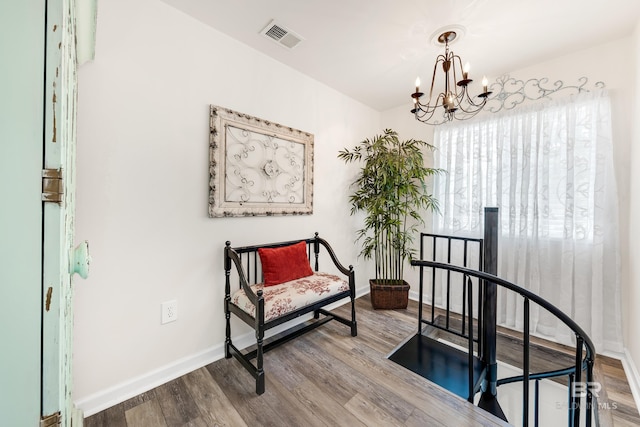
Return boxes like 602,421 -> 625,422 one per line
160,0 -> 640,112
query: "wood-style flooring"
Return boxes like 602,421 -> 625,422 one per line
84,296 -> 639,427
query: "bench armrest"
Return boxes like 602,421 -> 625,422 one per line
225,242 -> 258,306
314,235 -> 353,277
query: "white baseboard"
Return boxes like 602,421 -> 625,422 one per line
622,348 -> 640,416
75,285 -> 369,417
75,343 -> 222,417
355,284 -> 370,299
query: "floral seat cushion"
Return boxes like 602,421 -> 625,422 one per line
230,272 -> 349,322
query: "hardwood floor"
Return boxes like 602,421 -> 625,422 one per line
84,296 -> 638,427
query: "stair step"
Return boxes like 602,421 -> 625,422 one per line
388,333 -> 484,400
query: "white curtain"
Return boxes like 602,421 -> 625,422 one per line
433,90 -> 622,353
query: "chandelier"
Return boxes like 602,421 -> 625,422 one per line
410,30 -> 491,125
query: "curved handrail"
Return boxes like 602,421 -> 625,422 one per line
314,234 -> 354,276
411,260 -> 596,359
497,366 -> 576,386
411,259 -> 597,426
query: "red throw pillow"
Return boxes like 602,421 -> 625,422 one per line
258,241 -> 314,286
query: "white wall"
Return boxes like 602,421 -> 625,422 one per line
626,19 -> 640,406
73,0 -> 380,413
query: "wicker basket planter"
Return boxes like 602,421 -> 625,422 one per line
369,279 -> 410,310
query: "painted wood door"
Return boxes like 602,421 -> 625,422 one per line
41,0 -> 84,426
0,1 -> 81,425
0,1 -> 47,426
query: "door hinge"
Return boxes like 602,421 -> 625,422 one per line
41,411 -> 61,427
42,168 -> 63,203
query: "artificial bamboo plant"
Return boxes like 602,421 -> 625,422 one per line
338,129 -> 441,284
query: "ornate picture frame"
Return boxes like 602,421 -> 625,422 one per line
209,105 -> 314,217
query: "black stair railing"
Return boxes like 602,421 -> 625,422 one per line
418,232 -> 484,342
417,232 -> 485,400
410,258 -> 597,427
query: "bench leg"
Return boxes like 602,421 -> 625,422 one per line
350,296 -> 358,337
313,309 -> 320,319
256,371 -> 265,395
225,300 -> 232,359
256,328 -> 265,395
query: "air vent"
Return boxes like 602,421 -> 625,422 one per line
260,20 -> 303,49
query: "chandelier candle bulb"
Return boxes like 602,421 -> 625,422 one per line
463,62 -> 470,80
482,76 -> 488,93
415,77 -> 420,93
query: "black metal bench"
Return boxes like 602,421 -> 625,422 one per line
224,232 -> 357,394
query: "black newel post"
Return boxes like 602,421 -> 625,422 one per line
478,207 -> 507,421
482,207 -> 498,393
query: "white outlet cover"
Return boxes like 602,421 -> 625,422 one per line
161,300 -> 178,324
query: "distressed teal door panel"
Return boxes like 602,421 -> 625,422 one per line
42,0 -> 82,425
0,1 -> 46,426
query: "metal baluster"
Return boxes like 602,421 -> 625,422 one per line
568,372 -> 575,426
586,357 -> 594,426
467,275 -> 474,402
431,236 -> 437,324
446,237 -> 452,329
477,240 -> 484,356
534,379 -> 540,427
523,297 -> 530,427
462,240 -> 468,336
573,336 -> 584,427
419,233 -> 425,330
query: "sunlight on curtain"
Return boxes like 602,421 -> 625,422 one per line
433,90 -> 622,353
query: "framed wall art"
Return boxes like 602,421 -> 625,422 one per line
209,105 -> 314,217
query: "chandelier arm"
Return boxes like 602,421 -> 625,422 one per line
443,52 -> 452,104
457,87 -> 486,110
455,98 -> 487,114
451,107 -> 484,121
414,103 -> 438,123
417,92 -> 446,115
449,52 -> 460,96
427,55 -> 446,105
452,54 -> 466,82
452,54 -> 467,103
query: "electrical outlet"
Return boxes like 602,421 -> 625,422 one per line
161,300 -> 178,324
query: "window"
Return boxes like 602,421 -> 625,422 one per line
432,90 -> 622,353
434,92 -> 610,242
